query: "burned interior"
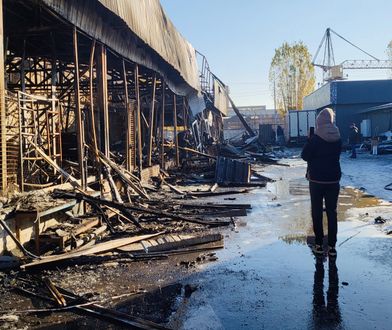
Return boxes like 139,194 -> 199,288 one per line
1,0 -> 228,194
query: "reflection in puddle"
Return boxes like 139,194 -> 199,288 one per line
279,234 -> 308,245
311,258 -> 342,328
117,283 -> 183,324
276,181 -> 386,246
289,181 -> 310,196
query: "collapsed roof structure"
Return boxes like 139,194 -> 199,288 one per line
0,0 -> 228,194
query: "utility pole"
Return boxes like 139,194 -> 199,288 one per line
273,75 -> 278,143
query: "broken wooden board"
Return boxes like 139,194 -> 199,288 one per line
118,233 -> 223,253
201,209 -> 247,217
176,202 -> 252,210
98,152 -> 149,199
161,179 -> 186,196
30,141 -> 80,187
217,182 -> 267,188
53,190 -> 231,227
39,217 -> 101,250
188,189 -> 250,198
140,165 -> 160,183
15,278 -> 170,329
251,171 -> 275,182
21,232 -> 163,270
63,225 -> 108,252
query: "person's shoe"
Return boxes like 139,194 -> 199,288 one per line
328,246 -> 337,257
312,244 -> 324,255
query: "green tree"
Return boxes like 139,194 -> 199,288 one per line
269,42 -> 315,114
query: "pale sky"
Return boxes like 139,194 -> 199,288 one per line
160,0 -> 392,108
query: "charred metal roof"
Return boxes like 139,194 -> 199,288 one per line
41,0 -> 200,96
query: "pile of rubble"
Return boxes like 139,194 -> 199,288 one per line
0,136 -> 286,327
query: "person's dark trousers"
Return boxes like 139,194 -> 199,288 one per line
309,182 -> 340,247
350,143 -> 356,158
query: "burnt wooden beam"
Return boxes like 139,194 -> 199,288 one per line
72,27 -> 86,190
122,59 -> 132,171
147,75 -> 156,167
182,97 -> 187,128
160,81 -> 165,168
96,44 -> 109,157
173,94 -> 179,167
88,39 -> 98,159
134,64 -> 143,173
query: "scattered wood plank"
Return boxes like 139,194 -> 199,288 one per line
21,232 -> 163,270
53,190 -> 231,227
201,209 -> 247,217
64,225 -> 107,252
14,279 -> 169,329
245,152 -> 290,166
72,218 -> 101,237
118,233 -> 223,253
44,278 -> 67,307
161,178 -> 186,196
104,206 -> 137,224
175,202 -> 251,209
210,183 -> 219,192
133,242 -> 224,257
71,189 -> 141,228
218,182 -> 266,188
251,171 -> 275,182
30,141 -> 80,188
102,163 -> 123,203
164,144 -> 217,160
98,151 -> 149,200
188,189 -> 250,198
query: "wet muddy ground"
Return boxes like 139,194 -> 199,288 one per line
168,154 -> 392,330
1,152 -> 392,329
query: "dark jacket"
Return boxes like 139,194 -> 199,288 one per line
348,126 -> 359,145
301,135 -> 342,183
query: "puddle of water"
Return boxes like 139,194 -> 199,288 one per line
169,159 -> 392,329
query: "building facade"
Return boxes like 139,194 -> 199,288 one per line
224,106 -> 286,140
303,80 -> 392,142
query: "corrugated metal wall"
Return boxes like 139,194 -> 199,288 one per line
335,103 -> 385,142
362,110 -> 392,136
213,80 -> 228,116
335,80 -> 392,105
304,80 -> 392,110
42,0 -> 200,97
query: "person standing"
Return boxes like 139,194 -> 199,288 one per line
370,136 -> 379,155
348,123 -> 359,158
178,129 -> 192,164
301,108 -> 342,257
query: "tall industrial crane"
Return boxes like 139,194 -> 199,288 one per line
312,28 -> 392,82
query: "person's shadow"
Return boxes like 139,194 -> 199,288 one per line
312,257 -> 342,328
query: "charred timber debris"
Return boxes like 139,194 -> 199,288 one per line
0,139 -> 278,267
0,134 -> 282,327
0,1 -> 286,326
